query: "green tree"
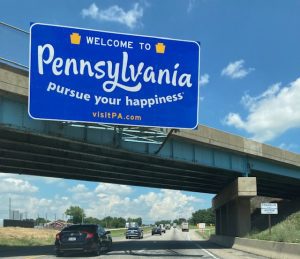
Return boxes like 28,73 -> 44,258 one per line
135,217 -> 142,226
155,220 -> 171,226
101,216 -> 113,228
190,208 -> 215,225
98,216 -> 126,228
84,217 -> 101,224
65,206 -> 85,224
35,217 -> 49,225
111,217 -> 126,228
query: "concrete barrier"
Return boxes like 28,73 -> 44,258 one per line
210,235 -> 300,259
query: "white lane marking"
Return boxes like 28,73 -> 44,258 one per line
195,244 -> 219,259
186,232 -> 191,241
174,228 -> 218,258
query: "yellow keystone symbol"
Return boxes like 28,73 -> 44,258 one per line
155,43 -> 166,54
70,33 -> 81,45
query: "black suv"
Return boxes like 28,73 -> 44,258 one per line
125,227 -> 143,239
55,224 -> 112,256
151,226 -> 162,235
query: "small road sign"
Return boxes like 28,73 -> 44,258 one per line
261,203 -> 278,214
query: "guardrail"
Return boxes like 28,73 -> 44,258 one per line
210,234 -> 300,259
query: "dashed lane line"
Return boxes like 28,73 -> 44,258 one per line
195,243 -> 220,259
182,228 -> 219,259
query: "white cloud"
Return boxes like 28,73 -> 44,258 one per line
0,173 -> 211,223
279,143 -> 298,151
199,73 -> 209,86
0,193 -> 71,220
68,184 -> 94,203
187,0 -> 196,13
0,177 -> 38,193
241,83 -> 281,110
81,2 -> 144,29
224,77 -> 300,142
137,189 -> 203,221
0,173 -> 13,178
95,183 -> 132,195
85,188 -> 206,223
42,177 -> 64,185
221,59 -> 254,79
0,173 -> 66,187
224,113 -> 246,129
68,183 -> 88,193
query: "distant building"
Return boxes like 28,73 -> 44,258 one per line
12,210 -> 20,220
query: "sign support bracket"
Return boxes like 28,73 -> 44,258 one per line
154,129 -> 174,154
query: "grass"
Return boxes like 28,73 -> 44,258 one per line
0,227 -> 57,246
0,226 -> 153,247
188,224 -> 198,229
247,212 -> 300,243
109,228 -> 127,237
195,227 -> 215,240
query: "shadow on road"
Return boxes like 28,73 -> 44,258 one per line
0,240 -> 224,257
0,245 -> 54,257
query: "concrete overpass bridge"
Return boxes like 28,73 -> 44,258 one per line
1,61 -> 300,236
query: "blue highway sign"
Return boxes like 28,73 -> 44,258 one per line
29,23 -> 200,129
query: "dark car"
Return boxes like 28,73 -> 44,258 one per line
55,224 -> 112,257
151,226 -> 162,235
125,227 -> 143,239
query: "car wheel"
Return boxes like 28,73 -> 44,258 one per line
55,251 -> 63,257
107,240 -> 112,251
94,243 -> 101,256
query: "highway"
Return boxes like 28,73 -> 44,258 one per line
0,228 -> 267,259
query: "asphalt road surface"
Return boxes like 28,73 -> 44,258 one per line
0,228 -> 268,259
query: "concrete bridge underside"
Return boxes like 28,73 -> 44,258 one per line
0,125 -> 240,193
1,125 -> 300,200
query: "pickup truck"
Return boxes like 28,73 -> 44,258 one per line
181,222 -> 189,232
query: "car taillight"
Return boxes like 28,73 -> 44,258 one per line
86,232 -> 94,239
82,231 -> 94,239
56,233 -> 61,240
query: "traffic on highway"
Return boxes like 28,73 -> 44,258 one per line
1,224 -> 267,259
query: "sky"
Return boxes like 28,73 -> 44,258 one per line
0,0 -> 300,224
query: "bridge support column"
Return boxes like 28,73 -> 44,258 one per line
213,177 -> 257,237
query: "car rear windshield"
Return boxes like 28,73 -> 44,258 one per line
128,227 -> 139,230
63,225 -> 97,232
